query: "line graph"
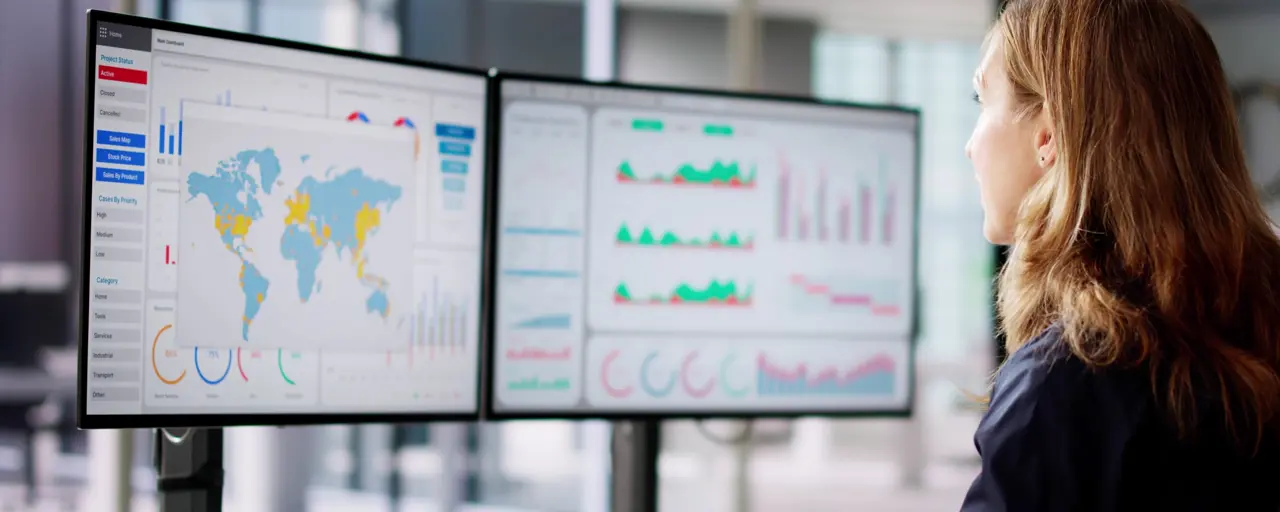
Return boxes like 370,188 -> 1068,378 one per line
505,346 -> 573,361
512,313 -> 571,330
788,274 -> 901,317
507,376 -> 572,391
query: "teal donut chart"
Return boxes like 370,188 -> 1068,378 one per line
639,352 -> 678,398
718,353 -> 750,398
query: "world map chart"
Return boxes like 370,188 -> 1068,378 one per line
185,148 -> 403,342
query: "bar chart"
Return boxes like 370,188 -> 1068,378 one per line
411,274 -> 471,356
775,152 -> 898,247
157,90 -> 232,156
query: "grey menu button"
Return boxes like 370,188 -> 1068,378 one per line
93,226 -> 143,243
89,387 -> 140,402
98,106 -> 146,123
98,85 -> 147,104
92,288 -> 141,304
93,207 -> 143,224
91,308 -> 142,324
93,246 -> 142,263
90,328 -> 141,344
90,367 -> 140,383
90,348 -> 141,363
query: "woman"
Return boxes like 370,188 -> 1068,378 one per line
962,0 -> 1280,510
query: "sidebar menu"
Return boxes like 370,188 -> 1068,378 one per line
85,22 -> 152,415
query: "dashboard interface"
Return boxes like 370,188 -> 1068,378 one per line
491,78 -> 919,415
84,18 -> 485,418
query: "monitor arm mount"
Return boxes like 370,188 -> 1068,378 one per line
154,428 -> 224,512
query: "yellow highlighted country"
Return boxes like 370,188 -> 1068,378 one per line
284,193 -> 310,225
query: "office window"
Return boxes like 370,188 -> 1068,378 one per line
170,0 -> 251,32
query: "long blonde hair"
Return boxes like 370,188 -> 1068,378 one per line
996,0 -> 1280,450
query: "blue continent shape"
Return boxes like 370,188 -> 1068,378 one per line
279,167 -> 402,325
186,151 -> 266,251
187,148 -> 283,343
365,289 -> 389,318
294,168 -> 402,261
280,224 -> 321,301
238,148 -> 281,194
239,261 -> 270,341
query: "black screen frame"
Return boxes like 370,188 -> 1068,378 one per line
481,70 -> 923,421
77,10 -> 492,429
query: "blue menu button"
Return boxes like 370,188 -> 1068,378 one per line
95,148 -> 146,166
95,167 -> 145,185
96,130 -> 146,149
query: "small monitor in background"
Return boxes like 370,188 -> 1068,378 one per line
79,11 -> 487,428
0,262 -> 70,369
485,74 -> 921,419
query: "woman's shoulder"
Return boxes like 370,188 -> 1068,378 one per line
986,324 -> 1149,434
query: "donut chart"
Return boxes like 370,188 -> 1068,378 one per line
236,348 -> 249,382
639,352 -> 677,398
680,351 -> 715,398
600,350 -> 633,398
278,349 -> 297,385
194,348 -> 235,385
718,353 -> 750,398
150,324 -> 186,385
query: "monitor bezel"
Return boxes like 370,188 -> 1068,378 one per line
481,70 -> 923,421
77,10 -> 492,429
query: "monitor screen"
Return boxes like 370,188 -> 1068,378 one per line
80,12 -> 487,427
488,76 -> 919,417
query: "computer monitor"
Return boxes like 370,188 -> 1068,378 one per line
78,11 -> 488,428
485,73 -> 920,419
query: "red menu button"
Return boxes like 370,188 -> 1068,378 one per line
98,65 -> 147,85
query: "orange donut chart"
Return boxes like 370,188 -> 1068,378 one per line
151,324 -> 187,385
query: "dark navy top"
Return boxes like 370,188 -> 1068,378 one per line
961,325 -> 1280,511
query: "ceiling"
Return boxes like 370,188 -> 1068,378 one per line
617,0 -> 997,40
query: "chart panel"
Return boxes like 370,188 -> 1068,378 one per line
491,101 -> 589,408
585,107 -> 914,337
490,77 -> 918,417
176,104 -> 416,350
318,249 -> 480,411
144,299 -> 320,409
583,336 -> 909,411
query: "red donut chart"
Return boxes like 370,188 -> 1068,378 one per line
236,347 -> 249,382
600,349 -> 634,398
680,351 -> 715,398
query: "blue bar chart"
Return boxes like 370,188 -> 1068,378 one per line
157,90 -> 231,156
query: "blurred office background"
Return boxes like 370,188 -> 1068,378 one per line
1,0 -> 1277,510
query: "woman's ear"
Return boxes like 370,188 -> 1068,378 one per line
1033,106 -> 1056,168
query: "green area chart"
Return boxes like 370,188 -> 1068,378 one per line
615,223 -> 753,250
613,279 -> 753,306
615,160 -> 757,188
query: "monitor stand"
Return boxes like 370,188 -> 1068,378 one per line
154,428 -> 224,512
610,420 -> 659,512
